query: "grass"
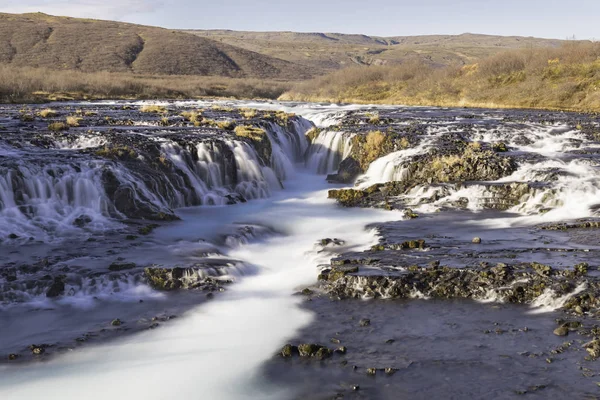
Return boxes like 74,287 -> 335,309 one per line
240,108 -> 258,119
140,105 -> 167,113
234,125 -> 267,141
181,110 -> 201,123
38,108 -> 57,118
216,120 -> 236,130
48,122 -> 69,131
66,116 -> 81,127
282,42 -> 600,112
0,64 -> 293,104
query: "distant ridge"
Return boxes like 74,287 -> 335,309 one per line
186,30 -> 565,71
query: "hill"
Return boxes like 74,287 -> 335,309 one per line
185,30 -> 565,72
0,13 -> 312,79
281,42 -> 600,112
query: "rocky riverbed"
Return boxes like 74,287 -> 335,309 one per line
1,101 -> 600,399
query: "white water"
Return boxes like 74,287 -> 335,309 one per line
0,173 -> 400,400
3,102 -> 599,398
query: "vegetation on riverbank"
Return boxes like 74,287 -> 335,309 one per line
281,42 -> 600,112
0,65 -> 292,103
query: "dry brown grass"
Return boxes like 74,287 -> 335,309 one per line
282,42 -> 600,112
0,64 -> 292,103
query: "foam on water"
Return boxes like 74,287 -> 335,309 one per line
0,172 -> 401,400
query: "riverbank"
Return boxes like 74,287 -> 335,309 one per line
280,42 -> 600,113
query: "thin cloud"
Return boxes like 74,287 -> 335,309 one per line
0,0 -> 165,21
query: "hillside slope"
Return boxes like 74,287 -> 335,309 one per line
186,30 -> 565,72
0,13 -> 312,79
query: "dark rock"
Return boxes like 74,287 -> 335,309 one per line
359,319 -> 371,327
108,262 -> 136,271
281,344 -> 298,358
46,278 -> 65,298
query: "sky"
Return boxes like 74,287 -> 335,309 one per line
0,0 -> 598,40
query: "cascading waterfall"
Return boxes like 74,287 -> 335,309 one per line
305,130 -> 355,174
0,117 -> 313,241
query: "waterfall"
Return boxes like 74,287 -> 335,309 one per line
305,130 -> 355,174
0,116 -> 313,241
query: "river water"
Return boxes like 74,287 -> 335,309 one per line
1,100 -> 599,399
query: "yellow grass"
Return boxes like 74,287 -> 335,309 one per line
282,42 -> 600,112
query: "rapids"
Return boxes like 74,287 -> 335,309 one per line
1,101 -> 600,399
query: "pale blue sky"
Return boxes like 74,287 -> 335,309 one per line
1,0 -> 598,39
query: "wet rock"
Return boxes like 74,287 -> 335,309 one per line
403,209 -> 419,219
111,319 -> 122,326
359,319 -> 371,327
320,238 -> 346,246
295,343 -> 333,359
46,278 -> 65,298
472,237 -> 482,244
29,344 -> 47,355
73,215 -> 92,227
8,354 -> 19,361
144,266 -> 222,291
584,339 -> 600,359
366,368 -> 377,376
280,344 -> 298,358
327,265 -> 359,282
554,325 -> 569,336
108,262 -> 137,271
138,224 -> 159,235
334,346 -> 347,354
327,157 -> 362,184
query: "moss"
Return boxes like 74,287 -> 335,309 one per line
350,130 -> 395,171
66,116 -> 81,127
95,145 -> 137,160
368,114 -> 381,124
38,108 -> 57,118
274,110 -> 295,125
140,105 -> 167,113
234,125 -> 271,162
48,122 -> 69,131
181,110 -> 201,123
328,188 -> 367,207
239,108 -> 258,119
493,142 -> 508,152
217,120 -> 236,130
305,127 -> 321,143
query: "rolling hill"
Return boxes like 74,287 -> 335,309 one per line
0,13 -> 312,79
185,30 -> 565,72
